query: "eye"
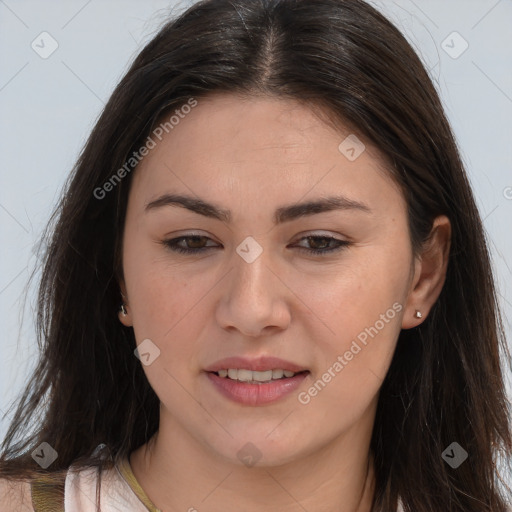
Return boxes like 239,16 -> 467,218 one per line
161,235 -> 218,255
161,234 -> 350,256
293,235 -> 350,255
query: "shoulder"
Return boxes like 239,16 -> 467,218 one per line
0,477 -> 34,512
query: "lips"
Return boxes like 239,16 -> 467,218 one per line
204,356 -> 310,405
206,371 -> 309,405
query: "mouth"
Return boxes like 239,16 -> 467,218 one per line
204,356 -> 310,405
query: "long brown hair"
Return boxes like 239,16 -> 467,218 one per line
1,1 -> 511,510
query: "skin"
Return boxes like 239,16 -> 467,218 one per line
118,93 -> 451,512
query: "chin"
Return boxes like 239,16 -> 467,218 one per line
203,428 -> 311,469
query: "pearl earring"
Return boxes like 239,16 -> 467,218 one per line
414,310 -> 422,319
120,304 -> 127,316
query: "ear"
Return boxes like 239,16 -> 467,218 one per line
118,279 -> 133,327
402,215 -> 451,329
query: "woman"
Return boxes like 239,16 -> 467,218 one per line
1,0 -> 510,510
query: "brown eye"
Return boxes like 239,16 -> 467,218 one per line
162,235 -> 219,254
293,235 -> 350,256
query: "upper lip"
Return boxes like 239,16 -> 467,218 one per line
204,356 -> 308,373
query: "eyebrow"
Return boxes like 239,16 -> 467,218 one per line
144,193 -> 372,224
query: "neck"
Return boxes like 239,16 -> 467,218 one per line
130,404 -> 377,512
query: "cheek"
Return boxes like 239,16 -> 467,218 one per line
299,248 -> 408,329
298,284 -> 403,425
122,243 -> 179,341
293,243 -> 409,381
126,263 -> 204,394
123,247 -> 217,369
123,234 -> 188,316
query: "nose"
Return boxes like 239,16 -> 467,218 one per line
215,244 -> 291,338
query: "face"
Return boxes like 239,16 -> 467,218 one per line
119,93 -> 418,467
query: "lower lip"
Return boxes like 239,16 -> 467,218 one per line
206,371 -> 309,406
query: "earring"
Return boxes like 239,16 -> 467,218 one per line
414,310 -> 422,319
120,304 -> 127,316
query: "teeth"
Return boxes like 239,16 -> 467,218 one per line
272,369 -> 284,379
216,368 -> 299,382
237,369 -> 255,382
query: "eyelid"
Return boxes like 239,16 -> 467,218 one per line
294,230 -> 345,239
164,230 -> 347,244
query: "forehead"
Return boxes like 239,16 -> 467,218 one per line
129,93 -> 405,218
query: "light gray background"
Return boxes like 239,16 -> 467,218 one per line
0,0 -> 511,473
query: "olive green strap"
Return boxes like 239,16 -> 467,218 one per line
116,457 -> 162,512
31,473 -> 66,512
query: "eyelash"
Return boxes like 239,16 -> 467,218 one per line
161,234 -> 350,256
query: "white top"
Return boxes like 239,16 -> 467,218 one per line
0,457 -> 161,512
64,460 -> 160,511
